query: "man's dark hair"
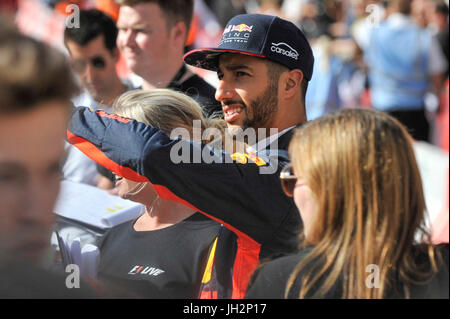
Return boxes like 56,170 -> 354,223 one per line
116,0 -> 194,31
266,59 -> 309,112
301,79 -> 309,103
266,59 -> 287,87
0,31 -> 79,114
64,9 -> 118,52
435,1 -> 449,16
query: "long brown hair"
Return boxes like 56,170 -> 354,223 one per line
286,108 -> 440,298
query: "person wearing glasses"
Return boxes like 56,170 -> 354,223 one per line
246,108 -> 449,299
62,9 -> 134,189
94,89 -> 226,298
64,9 -> 133,110
67,13 -> 314,299
57,9 -> 137,252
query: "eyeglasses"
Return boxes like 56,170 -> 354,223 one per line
70,56 -> 106,73
280,164 -> 297,197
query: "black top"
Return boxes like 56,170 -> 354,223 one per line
245,244 -> 449,299
67,109 -> 304,298
97,212 -> 221,299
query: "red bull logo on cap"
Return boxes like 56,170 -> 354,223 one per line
223,24 -> 253,34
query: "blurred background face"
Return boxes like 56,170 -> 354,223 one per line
116,3 -> 173,77
411,0 -> 434,27
66,35 -> 118,103
0,100 -> 68,262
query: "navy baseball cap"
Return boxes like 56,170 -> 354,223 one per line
183,14 -> 314,81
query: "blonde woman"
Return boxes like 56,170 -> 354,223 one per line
246,109 -> 449,299
96,89 -> 224,298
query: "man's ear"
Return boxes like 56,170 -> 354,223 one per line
170,21 -> 187,47
282,69 -> 303,99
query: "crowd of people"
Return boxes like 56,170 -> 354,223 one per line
0,0 -> 448,300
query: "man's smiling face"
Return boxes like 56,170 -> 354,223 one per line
215,53 -> 279,131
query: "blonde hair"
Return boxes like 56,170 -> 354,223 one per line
286,108 -> 441,299
113,89 -> 227,146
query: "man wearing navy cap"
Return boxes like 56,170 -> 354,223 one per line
183,13 -> 315,298
66,14 -> 315,299
184,13 -> 313,144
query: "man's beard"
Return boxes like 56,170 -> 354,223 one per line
242,79 -> 278,131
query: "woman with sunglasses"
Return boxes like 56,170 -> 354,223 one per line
246,108 -> 449,299
94,89 -> 226,298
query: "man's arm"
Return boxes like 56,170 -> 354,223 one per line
67,107 -> 297,246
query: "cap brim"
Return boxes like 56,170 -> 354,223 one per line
183,48 -> 265,71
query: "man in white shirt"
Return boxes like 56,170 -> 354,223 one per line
63,9 -> 134,187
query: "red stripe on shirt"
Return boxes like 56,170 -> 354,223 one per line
68,129 -> 261,298
67,130 -> 148,183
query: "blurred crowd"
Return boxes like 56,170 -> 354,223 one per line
1,0 -> 448,149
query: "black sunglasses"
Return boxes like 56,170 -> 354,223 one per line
113,173 -> 123,182
70,56 -> 106,73
280,164 -> 297,197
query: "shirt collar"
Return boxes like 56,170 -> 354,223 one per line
246,126 -> 296,153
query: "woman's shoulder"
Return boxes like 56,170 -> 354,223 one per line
245,247 -> 314,299
262,250 -> 310,274
99,219 -> 136,248
408,243 -> 449,298
433,243 -> 449,263
179,212 -> 222,230
410,243 -> 449,270
382,243 -> 449,299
